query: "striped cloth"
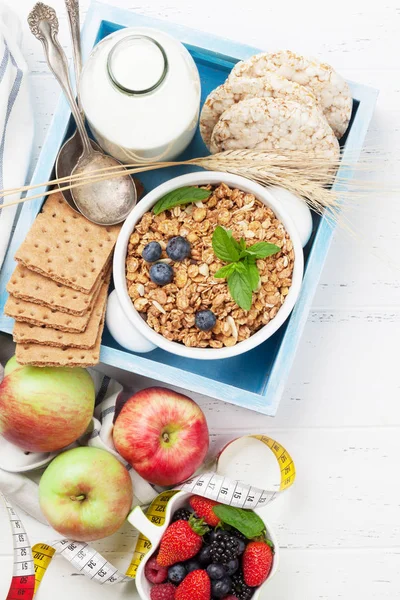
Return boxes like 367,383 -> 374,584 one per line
0,366 -> 158,523
0,5 -> 34,270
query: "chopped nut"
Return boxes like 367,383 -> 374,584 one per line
133,297 -> 149,311
193,208 -> 207,222
152,300 -> 166,314
199,263 -> 209,277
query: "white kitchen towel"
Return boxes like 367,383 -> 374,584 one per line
0,4 -> 34,269
0,366 -> 158,521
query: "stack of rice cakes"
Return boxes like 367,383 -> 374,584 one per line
200,50 -> 352,155
5,192 -> 121,367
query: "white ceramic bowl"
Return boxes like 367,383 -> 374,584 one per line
106,172 -> 306,360
128,490 -> 279,600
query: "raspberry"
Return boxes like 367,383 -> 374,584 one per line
150,582 -> 176,600
145,556 -> 168,584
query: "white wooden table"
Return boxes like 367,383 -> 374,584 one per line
1,0 -> 400,598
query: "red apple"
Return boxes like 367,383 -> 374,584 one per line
39,447 -> 133,541
0,356 -> 95,452
113,387 -> 209,486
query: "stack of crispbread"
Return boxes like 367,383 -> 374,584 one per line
5,192 -> 121,367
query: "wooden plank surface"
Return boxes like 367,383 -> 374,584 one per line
1,0 -> 399,598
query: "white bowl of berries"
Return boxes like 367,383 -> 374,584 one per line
107,171 -> 309,360
128,490 -> 279,600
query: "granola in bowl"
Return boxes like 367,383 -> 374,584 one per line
125,182 -> 295,349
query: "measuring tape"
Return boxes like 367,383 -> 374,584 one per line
3,434 -> 295,598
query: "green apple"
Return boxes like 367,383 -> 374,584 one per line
39,447 -> 133,541
0,356 -> 95,452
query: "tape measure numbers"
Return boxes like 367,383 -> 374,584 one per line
126,490 -> 178,578
4,495 -> 35,600
3,434 -> 295,598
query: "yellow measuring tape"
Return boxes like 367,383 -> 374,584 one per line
252,435 -> 296,491
5,434 -> 295,598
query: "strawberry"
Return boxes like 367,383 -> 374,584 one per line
189,495 -> 221,527
150,582 -> 176,600
242,541 -> 274,587
156,516 -> 209,567
175,570 -> 211,600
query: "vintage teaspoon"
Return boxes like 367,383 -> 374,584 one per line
28,2 -> 137,225
55,0 -> 102,213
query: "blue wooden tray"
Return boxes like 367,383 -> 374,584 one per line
0,1 -> 378,415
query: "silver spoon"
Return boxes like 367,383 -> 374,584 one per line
28,2 -> 137,226
56,0 -> 102,213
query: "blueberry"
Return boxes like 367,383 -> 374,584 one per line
236,539 -> 246,555
211,576 -> 232,598
142,241 -> 162,262
198,545 -> 212,566
166,236 -> 191,261
185,559 -> 201,573
149,262 -> 173,286
225,558 -> 239,576
195,310 -> 217,332
207,563 -> 226,580
168,563 -> 186,584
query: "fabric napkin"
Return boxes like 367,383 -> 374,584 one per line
0,5 -> 34,270
0,366 -> 158,523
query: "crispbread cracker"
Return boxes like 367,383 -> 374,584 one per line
7,264 -> 103,316
15,314 -> 105,367
200,73 -> 317,148
13,278 -> 109,349
15,192 -> 121,293
210,96 -> 340,159
4,282 -> 102,332
231,50 -> 352,139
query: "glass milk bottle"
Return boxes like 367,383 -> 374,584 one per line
80,28 -> 201,163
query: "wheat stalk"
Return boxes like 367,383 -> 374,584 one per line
0,149 -> 388,220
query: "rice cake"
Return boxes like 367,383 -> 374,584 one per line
200,73 -> 318,149
15,192 -> 121,293
231,50 -> 352,139
210,96 -> 340,158
12,278 -> 109,349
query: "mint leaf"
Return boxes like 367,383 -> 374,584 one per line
244,242 -> 281,259
212,505 -> 265,539
226,230 -> 242,254
227,269 -> 252,311
244,257 -> 260,292
214,262 -> 246,279
153,186 -> 211,215
214,263 -> 237,279
212,226 -> 240,263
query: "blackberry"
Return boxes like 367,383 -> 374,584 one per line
172,508 -> 192,522
230,528 -> 247,543
229,529 -> 247,554
210,533 -> 240,565
232,572 -> 255,600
